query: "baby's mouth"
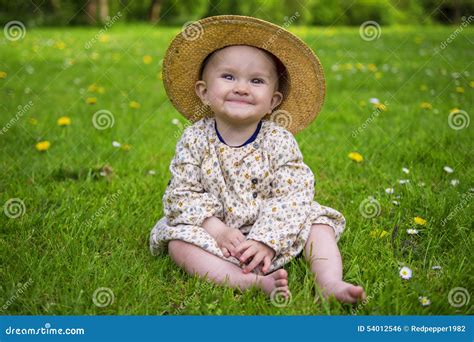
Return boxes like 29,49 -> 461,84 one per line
227,99 -> 253,105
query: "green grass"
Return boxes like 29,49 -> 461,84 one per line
0,24 -> 472,315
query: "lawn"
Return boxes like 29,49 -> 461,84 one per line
0,24 -> 472,315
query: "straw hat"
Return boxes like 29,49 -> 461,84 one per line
162,15 -> 325,134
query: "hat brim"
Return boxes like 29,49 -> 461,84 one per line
162,15 -> 325,134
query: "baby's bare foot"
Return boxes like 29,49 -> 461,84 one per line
260,269 -> 290,299
319,280 -> 366,304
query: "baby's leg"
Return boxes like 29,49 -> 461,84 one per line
304,224 -> 366,303
168,240 -> 289,297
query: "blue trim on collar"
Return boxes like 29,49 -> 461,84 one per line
215,120 -> 262,148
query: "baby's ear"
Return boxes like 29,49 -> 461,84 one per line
195,80 -> 208,104
271,91 -> 283,110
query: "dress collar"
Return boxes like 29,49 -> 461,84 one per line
214,119 -> 262,148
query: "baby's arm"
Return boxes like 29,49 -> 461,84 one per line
202,217 -> 245,257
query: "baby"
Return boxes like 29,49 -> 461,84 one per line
150,15 -> 366,304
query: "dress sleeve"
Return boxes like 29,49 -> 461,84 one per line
163,126 -> 223,227
247,131 -> 314,255
311,201 -> 346,242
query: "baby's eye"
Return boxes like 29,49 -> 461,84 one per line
252,78 -> 265,84
221,74 -> 234,81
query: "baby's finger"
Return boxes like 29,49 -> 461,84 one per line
234,240 -> 251,255
262,256 -> 271,274
221,247 -> 230,258
239,246 -> 256,264
243,253 -> 264,274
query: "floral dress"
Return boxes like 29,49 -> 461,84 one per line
149,117 -> 346,274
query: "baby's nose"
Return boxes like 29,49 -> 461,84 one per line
233,81 -> 249,94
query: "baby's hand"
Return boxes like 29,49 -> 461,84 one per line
215,227 -> 246,258
234,240 -> 275,274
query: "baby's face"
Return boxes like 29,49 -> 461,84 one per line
195,45 -> 282,126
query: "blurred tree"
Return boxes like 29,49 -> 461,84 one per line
148,0 -> 163,23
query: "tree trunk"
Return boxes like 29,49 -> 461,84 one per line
85,0 -> 98,25
98,0 -> 109,23
148,0 -> 162,24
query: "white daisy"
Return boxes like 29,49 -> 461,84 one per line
148,170 -> 156,175
418,296 -> 431,307
443,166 -> 454,173
398,179 -> 410,184
431,265 -> 442,270
385,188 -> 394,194
407,228 -> 419,235
399,266 -> 412,280
171,118 -> 180,125
112,141 -> 121,148
392,200 -> 400,206
369,97 -> 380,104
450,179 -> 460,186
402,167 -> 410,174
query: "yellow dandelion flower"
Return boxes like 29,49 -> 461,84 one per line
420,102 -> 432,110
86,97 -> 97,105
348,152 -> 363,163
88,83 -> 98,92
97,86 -> 105,94
129,101 -> 140,109
420,84 -> 428,91
35,141 -> 51,151
455,86 -> 464,93
29,118 -> 38,125
414,216 -> 427,225
355,63 -> 364,71
54,41 -> 66,50
374,103 -> 387,111
367,64 -> 377,72
469,81 -> 474,88
143,55 -> 153,64
449,107 -> 460,115
121,144 -> 132,151
375,72 -> 382,80
99,34 -> 110,43
0,71 -> 7,79
57,116 -> 71,126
